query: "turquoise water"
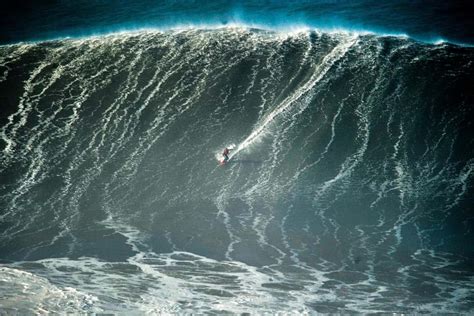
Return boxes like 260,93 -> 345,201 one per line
1,0 -> 473,45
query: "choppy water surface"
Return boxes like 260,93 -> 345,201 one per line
0,28 -> 473,313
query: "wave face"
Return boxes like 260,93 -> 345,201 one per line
0,29 -> 473,313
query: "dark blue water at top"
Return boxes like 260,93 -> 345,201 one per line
1,0 -> 473,45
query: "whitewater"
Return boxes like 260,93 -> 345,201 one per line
0,28 -> 473,313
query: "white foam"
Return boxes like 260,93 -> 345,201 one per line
230,35 -> 357,160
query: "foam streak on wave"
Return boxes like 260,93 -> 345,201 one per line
230,35 -> 357,160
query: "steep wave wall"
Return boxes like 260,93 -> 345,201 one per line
0,28 -> 473,313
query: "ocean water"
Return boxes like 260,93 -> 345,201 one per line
1,1 -> 474,314
1,0 -> 473,45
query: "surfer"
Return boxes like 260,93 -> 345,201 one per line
222,147 -> 230,163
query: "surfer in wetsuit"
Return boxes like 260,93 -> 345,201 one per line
222,147 -> 230,163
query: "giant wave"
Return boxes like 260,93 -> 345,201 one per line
0,28 -> 473,313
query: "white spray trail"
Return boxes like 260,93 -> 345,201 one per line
229,36 -> 357,160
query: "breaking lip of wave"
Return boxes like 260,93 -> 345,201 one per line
3,21 -> 472,47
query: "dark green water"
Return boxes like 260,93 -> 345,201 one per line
0,28 -> 473,313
